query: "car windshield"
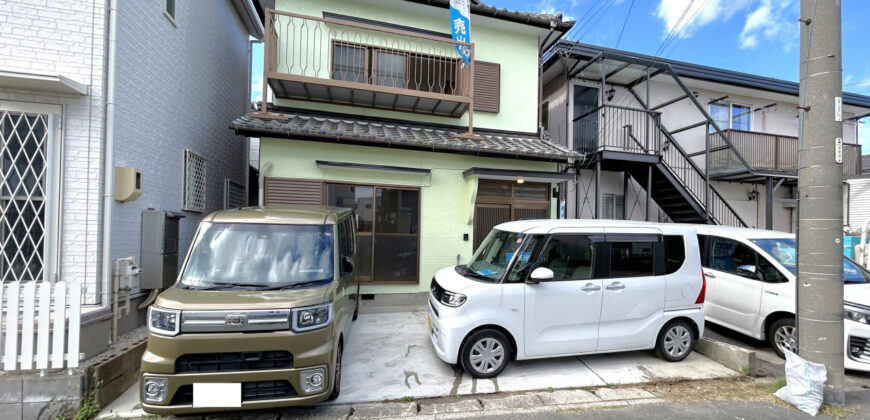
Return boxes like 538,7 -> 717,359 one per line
180,223 -> 334,290
463,230 -> 527,282
751,237 -> 870,284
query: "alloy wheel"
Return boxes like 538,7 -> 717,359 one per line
775,325 -> 797,354
663,325 -> 692,358
469,337 -> 505,374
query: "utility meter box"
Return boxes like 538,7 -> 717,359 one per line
114,166 -> 143,202
141,209 -> 185,290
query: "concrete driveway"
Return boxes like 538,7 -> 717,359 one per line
336,309 -> 737,404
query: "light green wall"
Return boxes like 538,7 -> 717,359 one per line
273,0 -> 541,133
260,138 -> 556,294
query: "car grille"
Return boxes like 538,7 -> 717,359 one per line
849,336 -> 870,363
430,278 -> 445,302
175,351 -> 293,373
169,380 -> 296,405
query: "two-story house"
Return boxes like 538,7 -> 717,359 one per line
232,0 -> 575,296
0,0 -> 260,386
541,41 -> 870,232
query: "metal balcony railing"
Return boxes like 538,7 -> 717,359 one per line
572,104 -> 662,154
262,9 -> 474,117
708,129 -> 863,176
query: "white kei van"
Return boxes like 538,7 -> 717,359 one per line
427,220 -> 706,378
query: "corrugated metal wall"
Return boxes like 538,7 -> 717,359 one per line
847,177 -> 870,229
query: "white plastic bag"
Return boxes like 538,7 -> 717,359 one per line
773,349 -> 827,416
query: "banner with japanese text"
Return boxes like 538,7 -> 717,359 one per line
450,0 -> 471,65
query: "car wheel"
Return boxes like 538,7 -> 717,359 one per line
655,320 -> 695,362
327,342 -> 342,401
460,329 -> 510,379
768,318 -> 796,359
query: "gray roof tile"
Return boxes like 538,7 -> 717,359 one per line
231,109 -> 581,162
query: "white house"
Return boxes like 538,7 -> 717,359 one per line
0,0 -> 262,361
542,41 -> 870,232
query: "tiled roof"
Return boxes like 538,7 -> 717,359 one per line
231,108 -> 581,162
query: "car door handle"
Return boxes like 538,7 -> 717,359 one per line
704,271 -> 716,279
581,283 -> 601,292
605,282 -> 625,291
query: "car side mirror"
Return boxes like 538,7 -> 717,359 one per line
528,267 -> 554,283
736,264 -> 759,279
341,256 -> 354,274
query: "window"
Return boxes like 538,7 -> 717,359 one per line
663,235 -> 685,274
538,235 -> 597,281
710,102 -> 751,131
608,239 -> 656,278
758,255 -> 786,283
326,183 -> 419,283
332,44 -> 366,83
164,0 -> 176,23
372,49 -> 407,88
473,61 -> 500,112
183,150 -> 206,212
602,194 -> 624,220
708,237 -> 757,277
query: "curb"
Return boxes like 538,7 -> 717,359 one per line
694,337 -> 757,376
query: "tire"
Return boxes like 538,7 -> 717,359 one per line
352,286 -> 360,321
327,341 -> 343,401
460,329 -> 510,379
768,318 -> 796,359
655,319 -> 695,362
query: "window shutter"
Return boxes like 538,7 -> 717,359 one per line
264,177 -> 323,205
473,61 -> 500,113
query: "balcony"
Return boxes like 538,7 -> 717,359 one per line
573,104 -> 663,157
262,9 -> 473,118
708,129 -> 863,179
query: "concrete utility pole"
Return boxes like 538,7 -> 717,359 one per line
797,0 -> 845,405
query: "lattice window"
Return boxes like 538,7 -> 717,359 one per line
224,179 -> 245,209
1,110 -> 49,282
182,150 -> 206,212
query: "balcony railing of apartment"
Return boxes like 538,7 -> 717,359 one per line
707,129 -> 863,177
573,104 -> 663,155
262,9 -> 474,118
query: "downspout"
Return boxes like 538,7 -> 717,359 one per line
100,0 -> 118,310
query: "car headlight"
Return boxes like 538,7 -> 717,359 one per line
844,304 -> 870,324
291,303 -> 333,332
148,306 -> 180,336
440,290 -> 467,307
142,376 -> 169,403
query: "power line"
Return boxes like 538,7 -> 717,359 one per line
614,0 -> 636,50
575,0 -> 618,43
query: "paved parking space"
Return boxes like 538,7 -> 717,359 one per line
337,309 -> 737,403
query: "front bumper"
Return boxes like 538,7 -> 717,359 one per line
844,318 -> 870,372
140,327 -> 334,415
428,296 -> 474,365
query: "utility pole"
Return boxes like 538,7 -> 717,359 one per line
797,0 -> 845,406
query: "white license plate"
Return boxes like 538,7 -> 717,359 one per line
193,383 -> 241,408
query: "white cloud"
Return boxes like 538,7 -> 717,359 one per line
251,74 -> 263,102
655,0 -> 752,39
538,0 -> 575,22
738,0 -> 798,50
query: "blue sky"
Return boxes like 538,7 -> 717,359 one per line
251,0 -> 869,151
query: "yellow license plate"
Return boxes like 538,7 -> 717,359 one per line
428,315 -> 433,333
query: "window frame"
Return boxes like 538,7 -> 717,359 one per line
600,234 -> 663,279
182,149 -> 207,213
163,0 -> 177,26
0,101 -> 63,283
709,101 -> 753,131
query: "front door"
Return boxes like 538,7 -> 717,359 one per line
597,232 -> 666,351
573,85 -> 599,152
474,180 -> 550,250
524,233 -> 602,357
704,236 -> 763,335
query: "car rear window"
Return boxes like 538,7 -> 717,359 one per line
663,235 -> 685,274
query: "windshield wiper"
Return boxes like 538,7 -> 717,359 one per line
188,281 -> 276,291
260,279 -> 331,290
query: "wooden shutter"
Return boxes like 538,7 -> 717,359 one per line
473,61 -> 500,113
264,177 -> 323,205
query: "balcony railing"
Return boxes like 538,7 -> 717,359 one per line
708,129 -> 863,176
263,9 -> 473,117
573,105 -> 662,155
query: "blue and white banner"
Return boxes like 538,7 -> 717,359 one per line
449,0 -> 471,65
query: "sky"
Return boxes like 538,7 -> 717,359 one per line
251,0 -> 870,152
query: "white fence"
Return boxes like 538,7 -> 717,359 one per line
0,282 -> 82,373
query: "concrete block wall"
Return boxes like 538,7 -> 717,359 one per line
0,0 -> 107,303
0,373 -> 85,420
110,0 -> 250,292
